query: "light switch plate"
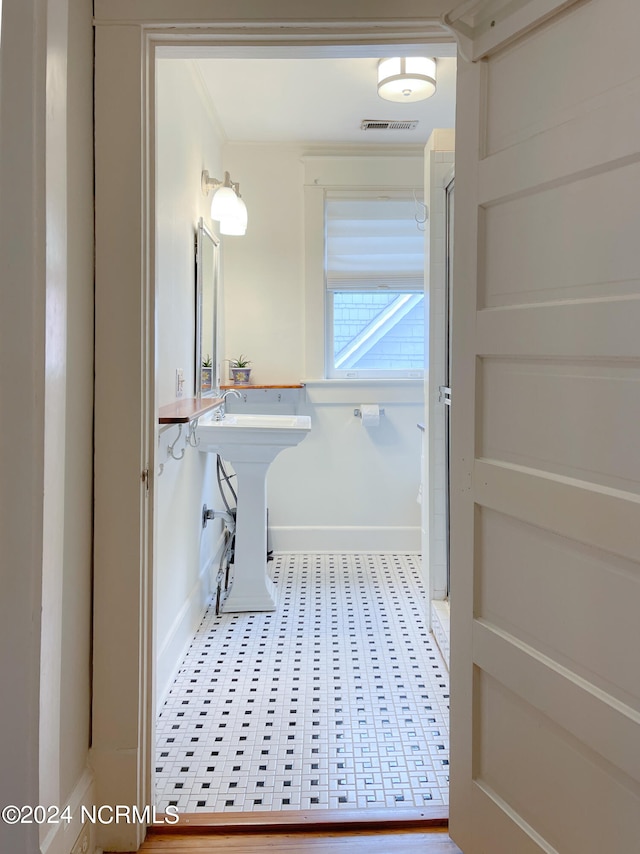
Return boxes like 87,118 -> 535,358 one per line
175,368 -> 185,398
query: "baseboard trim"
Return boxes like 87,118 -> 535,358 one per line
270,526 -> 421,552
155,531 -> 226,712
40,767 -> 95,854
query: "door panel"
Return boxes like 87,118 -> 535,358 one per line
475,670 -> 640,854
447,0 -> 640,851
484,0 -> 640,155
479,358 -> 640,489
481,162 -> 640,308
476,508 -> 640,704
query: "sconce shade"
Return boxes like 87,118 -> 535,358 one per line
377,57 -> 436,102
220,217 -> 245,236
210,185 -> 241,221
202,169 -> 248,236
220,197 -> 248,236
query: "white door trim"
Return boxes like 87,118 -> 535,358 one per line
93,13 -> 453,851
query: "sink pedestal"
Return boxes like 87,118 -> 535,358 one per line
223,460 -> 276,612
197,413 -> 312,613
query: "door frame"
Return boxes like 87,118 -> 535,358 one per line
443,170 -> 454,599
93,13 -> 455,851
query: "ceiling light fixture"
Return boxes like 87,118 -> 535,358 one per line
377,57 -> 437,103
201,170 -> 248,236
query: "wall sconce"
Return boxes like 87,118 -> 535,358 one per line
377,57 -> 437,102
201,170 -> 248,236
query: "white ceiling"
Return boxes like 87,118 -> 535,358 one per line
195,56 -> 457,145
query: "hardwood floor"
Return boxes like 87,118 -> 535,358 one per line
133,828 -> 461,853
121,810 -> 462,853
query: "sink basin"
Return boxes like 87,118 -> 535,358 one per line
198,411 -> 311,613
214,414 -> 307,428
198,413 -> 311,460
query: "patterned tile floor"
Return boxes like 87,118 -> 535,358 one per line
155,553 -> 450,813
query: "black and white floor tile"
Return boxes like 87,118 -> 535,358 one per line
155,553 -> 450,813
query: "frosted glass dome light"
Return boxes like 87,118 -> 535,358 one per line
220,196 -> 248,236
377,57 -> 437,103
201,169 -> 249,237
210,185 -> 241,222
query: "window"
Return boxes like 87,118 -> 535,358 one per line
325,196 -> 426,379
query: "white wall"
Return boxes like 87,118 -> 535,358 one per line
155,59 -> 227,708
268,382 -> 424,551
0,2 -> 96,853
0,4 -> 47,852
59,0 -> 95,811
222,144 -> 305,382
223,144 -> 426,550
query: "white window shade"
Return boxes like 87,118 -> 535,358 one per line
325,198 -> 425,291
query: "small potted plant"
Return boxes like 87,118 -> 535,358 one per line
228,354 -> 252,385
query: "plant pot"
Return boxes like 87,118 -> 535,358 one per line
230,366 -> 252,385
201,366 -> 213,393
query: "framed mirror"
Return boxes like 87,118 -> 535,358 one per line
195,217 -> 220,397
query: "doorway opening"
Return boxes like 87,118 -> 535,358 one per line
152,43 -> 455,820
92,15 -> 459,846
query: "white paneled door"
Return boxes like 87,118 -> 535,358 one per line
447,0 -> 640,852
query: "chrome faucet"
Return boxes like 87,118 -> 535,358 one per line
214,388 -> 242,420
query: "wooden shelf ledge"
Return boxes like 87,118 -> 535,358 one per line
158,397 -> 222,424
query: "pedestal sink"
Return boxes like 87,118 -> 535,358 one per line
198,412 -> 311,612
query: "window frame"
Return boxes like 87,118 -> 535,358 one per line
301,152 -> 427,382
323,190 -> 426,380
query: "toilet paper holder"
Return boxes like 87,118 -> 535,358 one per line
354,407 -> 385,418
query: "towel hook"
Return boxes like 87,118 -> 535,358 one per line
167,423 -> 186,461
186,418 -> 200,448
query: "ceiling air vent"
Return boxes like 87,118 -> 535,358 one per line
360,119 -> 419,131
